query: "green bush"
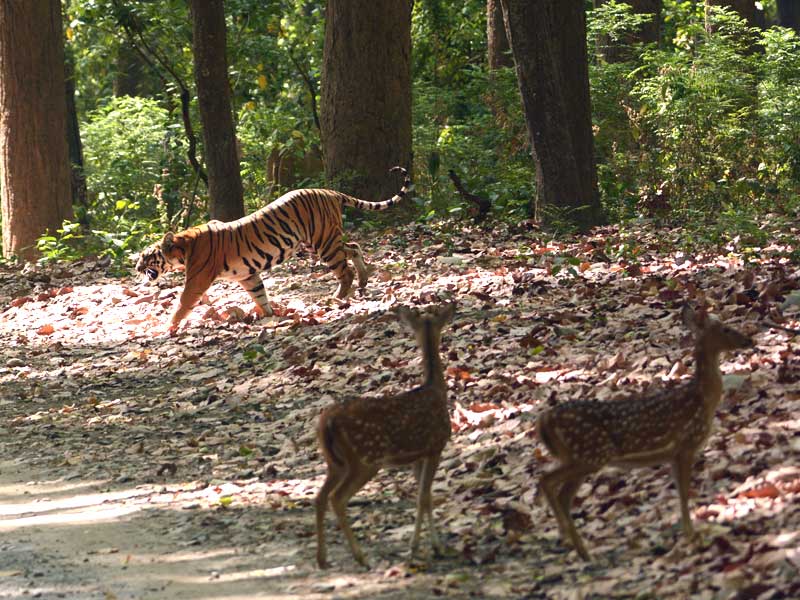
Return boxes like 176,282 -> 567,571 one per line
758,26 -> 800,207
82,96 -> 181,214
590,3 -> 800,235
36,199 -> 163,269
36,96 -> 184,267
412,67 -> 534,221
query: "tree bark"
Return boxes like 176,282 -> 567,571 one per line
321,0 -> 412,201
777,0 -> 800,31
705,0 -> 758,30
500,0 -> 603,231
594,0 -> 662,62
0,0 -> 73,260
189,0 -> 244,222
487,0 -> 513,70
65,45 -> 88,214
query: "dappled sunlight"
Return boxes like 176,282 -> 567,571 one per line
0,474 -> 109,504
0,483 -> 141,517
0,503 -> 141,530
2,222 -> 799,597
167,564 -> 297,584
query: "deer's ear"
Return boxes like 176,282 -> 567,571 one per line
435,302 -> 456,327
395,305 -> 419,327
682,303 -> 708,332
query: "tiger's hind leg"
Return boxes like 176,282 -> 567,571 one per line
318,243 -> 355,300
239,274 -> 273,317
343,242 -> 373,292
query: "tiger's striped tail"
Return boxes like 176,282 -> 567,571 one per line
341,166 -> 411,211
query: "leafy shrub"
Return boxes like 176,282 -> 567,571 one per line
413,67 -> 534,221
37,97 -> 184,266
590,2 -> 800,241
237,101 -> 324,211
36,199 -> 162,270
82,96 -> 181,214
758,26 -> 800,206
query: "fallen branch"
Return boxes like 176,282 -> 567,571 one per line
448,170 -> 491,222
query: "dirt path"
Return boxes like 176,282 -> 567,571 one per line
1,457 -> 477,600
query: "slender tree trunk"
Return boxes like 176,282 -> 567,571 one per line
594,0 -> 662,62
65,45 -> 88,214
487,0 -> 513,70
777,0 -> 800,31
0,0 -> 73,260
189,0 -> 244,221
500,0 -> 603,231
321,0 -> 412,201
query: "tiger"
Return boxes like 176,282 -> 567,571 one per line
136,166 -> 410,330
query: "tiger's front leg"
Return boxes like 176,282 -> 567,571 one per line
239,274 -> 273,317
167,270 -> 217,333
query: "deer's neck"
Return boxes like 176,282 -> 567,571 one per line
693,345 -> 723,409
421,322 -> 446,390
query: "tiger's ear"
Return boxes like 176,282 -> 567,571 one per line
162,231 -> 187,253
161,232 -> 175,251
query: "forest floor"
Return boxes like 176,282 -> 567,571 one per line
0,219 -> 799,600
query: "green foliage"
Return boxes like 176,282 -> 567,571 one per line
39,96 -> 176,266
758,26 -> 800,203
36,199 -> 161,270
590,2 -> 800,245
413,67 -> 534,221
412,0 -> 486,84
51,0 -> 800,267
82,96 -> 176,209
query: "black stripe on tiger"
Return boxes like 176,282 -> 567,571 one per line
134,166 -> 410,329
339,166 -> 411,212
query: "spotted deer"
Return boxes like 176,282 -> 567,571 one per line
315,302 -> 456,568
537,304 -> 753,560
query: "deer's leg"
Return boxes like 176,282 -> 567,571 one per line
540,464 -> 594,561
329,464 -> 379,567
315,464 -> 344,569
412,455 -> 443,557
557,478 -> 584,520
238,274 -> 273,317
343,242 -> 372,291
672,452 -> 697,540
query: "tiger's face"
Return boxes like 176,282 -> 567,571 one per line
135,233 -> 184,281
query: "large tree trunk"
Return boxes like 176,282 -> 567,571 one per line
777,0 -> 800,31
0,0 -> 73,261
189,0 -> 244,222
705,0 -> 758,30
594,0 -> 661,62
500,0 -> 603,231
321,0 -> 412,201
487,0 -> 513,70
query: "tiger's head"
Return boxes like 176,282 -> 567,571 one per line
135,232 -> 186,281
